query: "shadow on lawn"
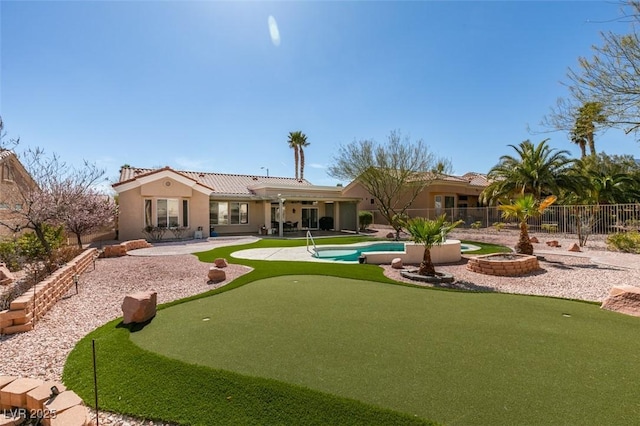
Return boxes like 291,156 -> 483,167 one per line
115,316 -> 155,333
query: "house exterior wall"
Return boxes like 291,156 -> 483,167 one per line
118,177 -> 210,241
0,154 -> 37,239
343,179 -> 486,225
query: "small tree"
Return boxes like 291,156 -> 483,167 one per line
328,130 -> 449,240
498,195 -> 557,255
358,211 -> 373,231
404,215 -> 463,276
63,190 -> 117,248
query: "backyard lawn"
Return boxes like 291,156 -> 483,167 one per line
63,238 -> 640,425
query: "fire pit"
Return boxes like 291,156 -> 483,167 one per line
466,253 -> 540,276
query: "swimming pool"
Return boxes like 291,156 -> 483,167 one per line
314,242 -> 405,262
313,241 -> 480,262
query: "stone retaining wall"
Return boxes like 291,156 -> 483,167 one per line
0,376 -> 90,425
0,249 -> 97,335
466,254 -> 540,276
100,239 -> 152,258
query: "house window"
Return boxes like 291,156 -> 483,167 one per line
14,204 -> 22,211
157,199 -> 179,228
445,196 -> 455,209
144,200 -> 152,227
210,201 -> 248,225
182,200 -> 189,227
2,164 -> 13,182
146,199 -> 183,228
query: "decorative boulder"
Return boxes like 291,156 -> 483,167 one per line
601,285 -> 640,317
208,267 -> 226,283
529,236 -> 539,243
568,243 -> 581,252
386,232 -> 395,239
121,291 -> 157,325
214,258 -> 228,268
546,240 -> 560,247
0,263 -> 15,286
391,258 -> 403,269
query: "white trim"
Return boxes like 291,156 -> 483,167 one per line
115,170 -> 211,195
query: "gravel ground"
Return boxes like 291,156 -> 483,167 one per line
1,229 -> 638,425
381,228 -> 640,302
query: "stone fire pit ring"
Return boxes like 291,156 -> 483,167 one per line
466,253 -> 540,276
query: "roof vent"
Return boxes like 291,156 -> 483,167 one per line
199,173 -> 205,178
252,177 -> 258,180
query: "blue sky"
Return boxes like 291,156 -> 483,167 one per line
1,1 -> 636,190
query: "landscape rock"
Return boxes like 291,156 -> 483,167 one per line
391,258 -> 403,269
121,291 -> 157,325
601,285 -> 640,317
568,243 -> 581,252
386,232 -> 395,239
0,263 -> 15,286
214,258 -> 228,268
208,267 -> 226,283
546,240 -> 561,247
529,236 -> 539,243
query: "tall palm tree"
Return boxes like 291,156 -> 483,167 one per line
298,133 -> 310,180
498,194 -> 557,255
404,215 -> 462,276
481,139 -> 574,205
571,102 -> 606,158
287,131 -> 308,180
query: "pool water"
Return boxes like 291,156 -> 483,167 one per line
314,242 -> 405,262
314,242 -> 480,262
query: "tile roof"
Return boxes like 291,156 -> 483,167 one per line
0,149 -> 15,162
117,166 -> 313,195
461,172 -> 490,187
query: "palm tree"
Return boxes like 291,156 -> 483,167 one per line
287,131 -> 308,180
404,215 -> 462,276
298,133 -> 310,180
571,102 -> 606,158
498,194 -> 557,255
481,139 -> 574,204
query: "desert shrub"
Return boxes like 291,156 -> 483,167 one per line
359,211 -> 373,231
0,240 -> 23,271
142,226 -> 167,242
470,221 -> 482,230
541,223 -> 559,233
492,222 -> 505,231
16,225 -> 65,261
169,226 -> 189,240
606,231 -> 640,253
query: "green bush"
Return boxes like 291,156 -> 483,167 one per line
0,240 -> 23,271
17,225 -> 65,261
606,231 -> 640,253
492,222 -> 505,231
470,221 -> 482,230
358,211 -> 373,231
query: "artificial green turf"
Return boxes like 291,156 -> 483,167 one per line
129,275 -> 640,425
65,237 -> 639,425
64,318 -> 434,426
460,240 -> 512,255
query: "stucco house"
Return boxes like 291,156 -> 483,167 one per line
113,166 -> 362,241
341,171 -> 490,224
0,150 -> 37,239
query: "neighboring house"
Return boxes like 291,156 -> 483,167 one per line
0,150 -> 37,239
342,171 -> 490,224
113,166 -> 362,241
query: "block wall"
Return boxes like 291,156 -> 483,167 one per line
0,249 -> 98,335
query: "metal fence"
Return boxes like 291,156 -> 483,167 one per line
364,203 -> 640,236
